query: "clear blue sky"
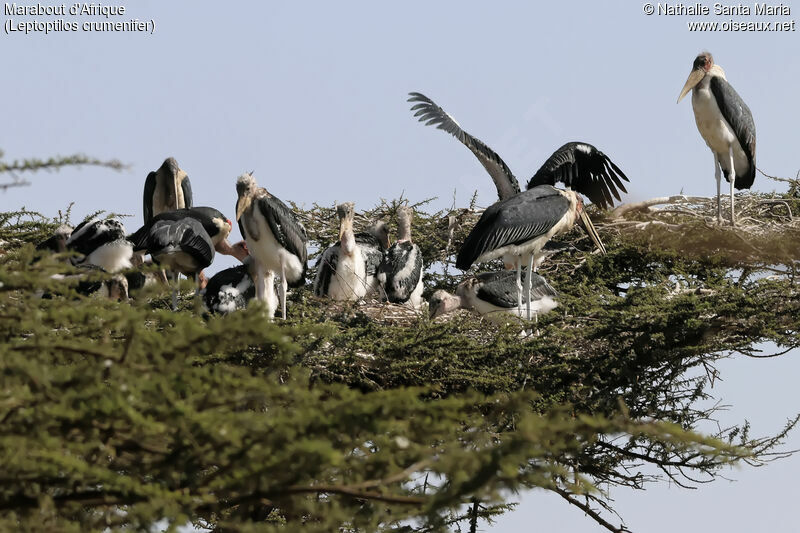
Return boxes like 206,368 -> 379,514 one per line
3,1 -> 799,531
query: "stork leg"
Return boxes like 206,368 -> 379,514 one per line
262,270 -> 277,320
728,147 -> 736,227
714,155 -> 722,224
254,262 -> 266,301
526,254 -> 534,321
280,261 -> 288,320
515,261 -> 523,318
170,272 -> 179,311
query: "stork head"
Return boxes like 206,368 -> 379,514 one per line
370,220 -> 391,249
235,172 -> 257,220
335,202 -> 355,241
678,52 -> 714,103
429,289 -> 461,319
236,172 -> 257,197
161,157 -> 180,177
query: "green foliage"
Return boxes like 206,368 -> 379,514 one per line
1,192 -> 798,532
0,149 -> 125,191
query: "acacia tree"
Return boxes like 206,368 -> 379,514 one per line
0,170 -> 798,531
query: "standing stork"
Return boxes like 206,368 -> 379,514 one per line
143,157 -> 193,224
236,172 -> 308,320
456,184 -> 604,320
430,270 -> 558,324
314,203 -> 388,301
407,92 -> 629,207
377,205 -> 424,308
129,207 -> 247,261
130,216 -> 215,310
677,52 -> 756,226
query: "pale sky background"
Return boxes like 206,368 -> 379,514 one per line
2,1 -> 799,531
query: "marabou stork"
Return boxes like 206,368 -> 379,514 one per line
143,157 -> 193,224
313,203 -> 389,301
235,172 -> 308,320
407,92 -> 629,207
130,216 -> 215,309
48,266 -> 130,301
456,184 -> 603,320
429,270 -> 558,323
377,205 -> 424,308
129,207 -> 248,261
408,92 -> 621,320
66,218 -> 134,273
36,224 -> 73,253
677,52 -> 756,226
203,241 -> 262,314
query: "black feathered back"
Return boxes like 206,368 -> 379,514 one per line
456,185 -> 569,270
709,76 -> 756,190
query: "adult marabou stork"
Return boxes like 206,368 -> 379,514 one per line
143,157 -> 193,224
66,218 -> 133,273
407,92 -> 629,207
678,52 -> 756,226
129,207 -> 247,261
377,205 -> 424,308
430,270 -> 558,323
131,216 -> 215,309
236,172 -> 308,319
456,184 -> 603,321
313,203 -> 388,301
408,92 -> 620,319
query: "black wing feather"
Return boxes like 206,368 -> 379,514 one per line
313,246 -> 339,297
67,219 -> 126,256
143,172 -> 157,224
709,76 -> 756,190
475,271 -> 558,308
204,264 -> 254,314
408,92 -> 521,200
380,241 -> 423,303
456,186 -> 570,270
526,142 -> 629,209
257,195 -> 309,265
181,175 -> 193,209
355,232 -> 384,276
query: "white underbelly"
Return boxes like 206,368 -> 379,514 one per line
692,87 -> 749,176
467,293 -> 558,324
245,214 -> 304,281
328,251 -> 368,300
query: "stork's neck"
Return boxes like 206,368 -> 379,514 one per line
339,217 -> 356,255
396,208 -> 413,242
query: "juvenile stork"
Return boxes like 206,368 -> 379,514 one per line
314,203 -> 388,301
377,205 -> 424,309
407,92 -> 629,207
203,241 -> 263,314
456,184 -> 604,320
66,218 -> 133,273
36,224 -> 73,253
678,52 -> 756,226
430,270 -> 558,324
143,157 -> 193,224
236,172 -> 308,319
